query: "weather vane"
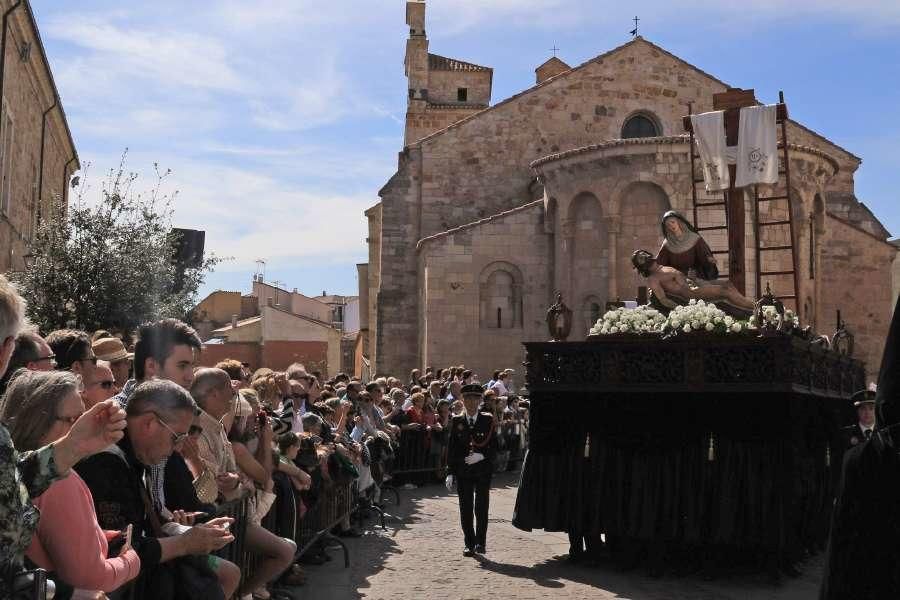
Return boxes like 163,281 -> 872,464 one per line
630,16 -> 640,37
550,44 -> 559,57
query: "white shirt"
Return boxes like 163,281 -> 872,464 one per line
491,381 -> 508,396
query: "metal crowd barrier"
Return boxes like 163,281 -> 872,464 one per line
390,428 -> 447,478
211,492 -> 253,583
293,481 -> 354,568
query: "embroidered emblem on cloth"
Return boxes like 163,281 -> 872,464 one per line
747,147 -> 767,174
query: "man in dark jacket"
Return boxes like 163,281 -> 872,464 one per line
446,384 -> 498,557
820,296 -> 900,599
842,386 -> 877,449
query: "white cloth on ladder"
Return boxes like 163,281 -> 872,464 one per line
735,104 -> 778,188
690,110 -> 729,192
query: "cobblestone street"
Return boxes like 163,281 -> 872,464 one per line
297,471 -> 823,600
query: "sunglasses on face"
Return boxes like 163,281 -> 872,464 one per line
34,354 -> 57,367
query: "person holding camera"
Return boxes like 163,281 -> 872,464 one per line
446,384 -> 498,557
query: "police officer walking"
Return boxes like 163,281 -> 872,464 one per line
446,384 -> 498,557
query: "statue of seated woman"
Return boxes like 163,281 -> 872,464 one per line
632,250 -> 755,317
656,210 -> 720,286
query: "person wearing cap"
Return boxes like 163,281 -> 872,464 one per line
446,383 -> 498,557
845,385 -> 877,448
92,336 -> 134,389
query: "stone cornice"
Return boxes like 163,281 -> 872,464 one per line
416,199 -> 544,252
530,135 -> 841,175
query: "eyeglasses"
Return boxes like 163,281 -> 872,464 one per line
54,412 -> 84,425
34,354 -> 57,367
152,412 -> 189,446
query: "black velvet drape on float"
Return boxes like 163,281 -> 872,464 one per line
513,336 -> 862,568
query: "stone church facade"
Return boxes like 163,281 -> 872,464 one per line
362,0 -> 896,379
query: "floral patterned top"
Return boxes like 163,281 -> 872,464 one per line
0,423 -> 60,595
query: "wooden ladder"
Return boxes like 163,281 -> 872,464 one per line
685,90 -> 801,315
752,91 -> 801,314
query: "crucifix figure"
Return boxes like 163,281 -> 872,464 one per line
630,16 -> 640,37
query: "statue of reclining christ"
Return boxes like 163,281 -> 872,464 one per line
631,249 -> 756,314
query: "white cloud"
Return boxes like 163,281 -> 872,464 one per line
44,14 -> 245,92
248,62 -> 349,131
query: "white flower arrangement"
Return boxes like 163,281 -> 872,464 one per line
590,306 -> 666,336
661,299 -> 749,336
748,305 -> 798,332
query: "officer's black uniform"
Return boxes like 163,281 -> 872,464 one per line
448,384 -> 498,555
840,389 -> 877,450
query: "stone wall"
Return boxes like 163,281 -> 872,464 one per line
417,201 -> 549,378
405,103 -> 483,146
0,1 -> 77,272
817,215 -> 896,378
427,69 -> 491,106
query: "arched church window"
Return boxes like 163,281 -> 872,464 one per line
479,263 -> 523,329
590,302 -> 601,325
621,113 -> 660,139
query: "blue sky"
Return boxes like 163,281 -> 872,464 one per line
32,0 -> 900,301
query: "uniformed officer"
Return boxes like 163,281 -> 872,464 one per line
846,384 -> 877,448
446,383 -> 498,557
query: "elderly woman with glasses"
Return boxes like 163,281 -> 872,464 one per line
0,369 -> 140,597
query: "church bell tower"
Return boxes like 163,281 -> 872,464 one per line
402,0 -> 494,146
405,1 -> 429,106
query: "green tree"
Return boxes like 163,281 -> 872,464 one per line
10,153 -> 221,335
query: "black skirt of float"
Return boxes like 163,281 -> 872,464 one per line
512,334 -> 863,570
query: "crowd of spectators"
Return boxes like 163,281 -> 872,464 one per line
0,274 -> 528,600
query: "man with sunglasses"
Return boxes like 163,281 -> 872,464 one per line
82,360 -> 119,409
46,329 -> 99,383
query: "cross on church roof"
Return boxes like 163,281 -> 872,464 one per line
630,16 -> 640,37
550,45 -> 560,57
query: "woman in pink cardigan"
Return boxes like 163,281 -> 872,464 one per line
0,369 -> 140,594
